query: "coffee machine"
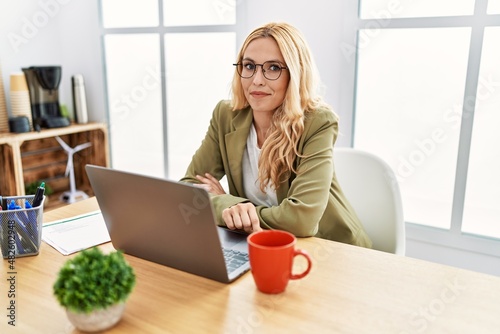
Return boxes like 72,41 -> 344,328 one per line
22,66 -> 70,131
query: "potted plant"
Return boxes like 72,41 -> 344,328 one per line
25,181 -> 53,206
53,247 -> 136,332
25,181 -> 53,196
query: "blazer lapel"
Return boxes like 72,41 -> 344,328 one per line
225,107 -> 253,196
224,106 -> 291,203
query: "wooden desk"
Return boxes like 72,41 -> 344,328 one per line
2,197 -> 500,333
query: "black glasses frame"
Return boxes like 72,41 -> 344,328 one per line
233,61 -> 288,81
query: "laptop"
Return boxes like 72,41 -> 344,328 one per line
85,165 -> 250,283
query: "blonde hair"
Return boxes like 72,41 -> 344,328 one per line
231,22 -> 329,191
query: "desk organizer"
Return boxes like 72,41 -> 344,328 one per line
0,195 -> 45,258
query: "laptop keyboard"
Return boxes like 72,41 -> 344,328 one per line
223,248 -> 249,273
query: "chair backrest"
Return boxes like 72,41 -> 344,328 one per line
333,148 -> 405,255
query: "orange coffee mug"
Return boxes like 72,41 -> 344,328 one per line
247,230 -> 312,294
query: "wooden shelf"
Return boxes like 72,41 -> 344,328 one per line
0,123 -> 109,210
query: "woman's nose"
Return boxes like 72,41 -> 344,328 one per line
252,65 -> 266,85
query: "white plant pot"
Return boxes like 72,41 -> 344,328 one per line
66,303 -> 126,332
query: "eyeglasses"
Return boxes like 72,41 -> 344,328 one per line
233,60 -> 288,80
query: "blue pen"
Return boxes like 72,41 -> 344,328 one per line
12,221 -> 25,255
7,200 -> 37,254
1,203 -> 5,255
14,214 -> 37,254
5,212 -> 26,255
8,200 -> 20,210
0,196 -> 4,254
3,220 -> 24,257
25,200 -> 39,243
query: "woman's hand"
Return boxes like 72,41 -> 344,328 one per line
222,202 -> 262,234
194,173 -> 226,195
194,173 -> 261,233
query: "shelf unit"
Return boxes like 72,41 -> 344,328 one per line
0,123 -> 109,210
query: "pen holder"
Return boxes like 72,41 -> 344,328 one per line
0,195 -> 45,258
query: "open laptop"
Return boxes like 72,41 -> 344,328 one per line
85,165 -> 250,283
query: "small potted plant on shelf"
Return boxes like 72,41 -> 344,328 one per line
53,247 -> 136,332
25,181 -> 53,206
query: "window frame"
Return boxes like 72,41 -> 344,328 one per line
98,0 -> 242,177
344,0 -> 500,258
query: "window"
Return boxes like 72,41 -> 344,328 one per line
462,27 -> 500,239
101,0 -> 159,28
100,0 -> 237,179
164,32 -> 236,178
359,0 -> 475,18
163,0 -> 236,26
104,33 -> 164,176
488,0 -> 500,13
355,27 -> 470,230
353,0 -> 500,249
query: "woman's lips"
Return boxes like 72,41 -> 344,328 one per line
250,91 -> 270,98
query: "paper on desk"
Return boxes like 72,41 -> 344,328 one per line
42,211 -> 111,255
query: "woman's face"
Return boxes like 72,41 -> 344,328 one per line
240,37 -> 290,116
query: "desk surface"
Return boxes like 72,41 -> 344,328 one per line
2,197 -> 500,333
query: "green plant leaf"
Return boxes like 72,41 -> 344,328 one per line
53,247 -> 136,314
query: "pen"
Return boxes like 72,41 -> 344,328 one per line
25,200 -> 39,243
15,214 -> 38,254
8,200 -> 21,210
6,200 -> 38,254
32,182 -> 45,207
5,211 -> 27,255
0,195 -> 6,210
0,202 -> 5,256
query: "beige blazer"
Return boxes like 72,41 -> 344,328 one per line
181,100 -> 372,247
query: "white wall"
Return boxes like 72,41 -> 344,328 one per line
407,238 -> 500,276
0,0 -> 347,141
0,0 -> 106,123
240,0 -> 353,146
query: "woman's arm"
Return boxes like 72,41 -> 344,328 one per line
180,101 -> 254,225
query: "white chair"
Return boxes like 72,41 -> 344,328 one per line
333,148 -> 406,255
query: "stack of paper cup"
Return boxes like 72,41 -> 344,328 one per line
10,72 -> 32,130
0,64 -> 9,133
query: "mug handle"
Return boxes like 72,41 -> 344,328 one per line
290,249 -> 312,280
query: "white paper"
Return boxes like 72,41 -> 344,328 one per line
42,211 -> 111,255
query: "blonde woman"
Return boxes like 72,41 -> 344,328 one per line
181,22 -> 371,247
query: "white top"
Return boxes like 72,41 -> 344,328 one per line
242,124 -> 278,207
